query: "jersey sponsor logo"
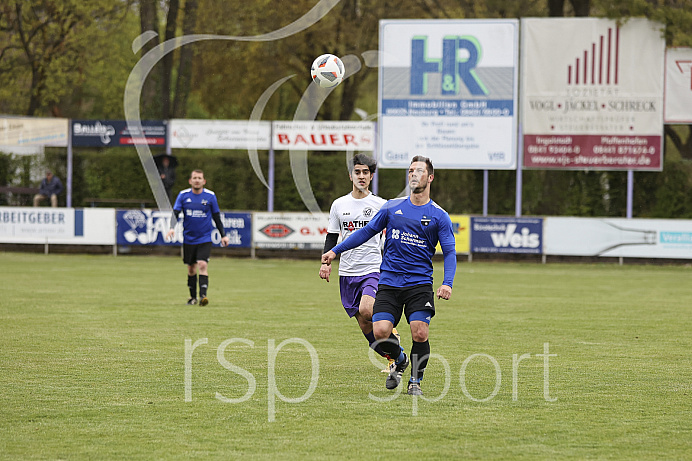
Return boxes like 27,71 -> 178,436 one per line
259,223 -> 294,238
395,209 -> 403,215
343,220 -> 369,232
421,216 -> 431,227
391,229 -> 400,239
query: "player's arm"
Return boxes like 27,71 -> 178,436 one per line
212,212 -> 229,247
319,233 -> 339,282
210,196 -> 230,247
322,207 -> 388,266
166,208 -> 182,241
437,214 -> 457,300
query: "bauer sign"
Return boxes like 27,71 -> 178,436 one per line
378,19 -> 519,169
272,121 -> 374,151
116,209 -> 251,247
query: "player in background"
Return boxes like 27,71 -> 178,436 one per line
321,156 -> 456,396
319,154 -> 402,372
166,169 -> 229,306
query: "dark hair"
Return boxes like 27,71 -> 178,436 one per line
410,155 -> 434,175
350,153 -> 377,174
190,169 -> 204,178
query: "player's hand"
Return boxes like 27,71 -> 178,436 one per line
165,229 -> 175,242
436,284 -> 452,300
220,236 -> 230,247
319,263 -> 332,282
321,250 -> 336,266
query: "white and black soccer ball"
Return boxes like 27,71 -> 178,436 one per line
311,54 -> 345,88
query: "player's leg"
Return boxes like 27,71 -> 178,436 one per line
407,318 -> 430,395
196,243 -> 212,306
372,287 -> 409,389
183,244 -> 198,304
355,294 -> 389,361
403,285 -> 435,396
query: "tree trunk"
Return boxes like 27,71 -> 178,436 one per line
548,0 -> 564,16
665,125 -> 692,160
139,0 -> 160,118
172,0 -> 198,118
161,0 -> 180,119
570,0 -> 591,17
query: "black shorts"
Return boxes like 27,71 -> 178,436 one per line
373,284 -> 435,326
183,242 -> 212,265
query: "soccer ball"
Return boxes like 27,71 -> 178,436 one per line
311,54 -> 345,88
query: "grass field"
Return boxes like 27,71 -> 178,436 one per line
1,252 -> 690,460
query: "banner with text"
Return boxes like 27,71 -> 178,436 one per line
116,209 -> 251,247
378,19 -> 519,169
71,120 -> 167,148
521,18 -> 665,171
254,212 -> 328,249
471,216 -> 543,254
544,217 -> 692,258
272,121 -> 374,151
170,119 -> 271,150
0,207 -> 115,244
0,117 -> 68,147
664,47 -> 692,124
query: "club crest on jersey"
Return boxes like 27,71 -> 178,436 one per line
421,216 -> 431,227
201,199 -> 208,205
363,207 -> 374,218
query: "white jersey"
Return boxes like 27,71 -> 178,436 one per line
328,192 -> 387,276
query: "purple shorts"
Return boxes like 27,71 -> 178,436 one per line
339,273 -> 380,318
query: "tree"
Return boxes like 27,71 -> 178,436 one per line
0,0 -> 133,116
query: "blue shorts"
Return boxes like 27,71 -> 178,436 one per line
339,273 -> 380,318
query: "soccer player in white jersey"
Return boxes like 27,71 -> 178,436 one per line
319,154 -> 401,371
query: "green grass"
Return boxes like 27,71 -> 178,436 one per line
1,252 -> 691,460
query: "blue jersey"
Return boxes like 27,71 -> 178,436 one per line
332,196 -> 456,288
173,188 -> 221,245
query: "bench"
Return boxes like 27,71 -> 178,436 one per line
0,186 -> 40,195
0,186 -> 41,206
84,198 -> 156,208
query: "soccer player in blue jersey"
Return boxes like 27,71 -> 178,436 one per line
318,154 -> 401,373
166,170 -> 229,306
321,156 -> 456,396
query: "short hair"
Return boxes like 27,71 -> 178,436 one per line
349,153 -> 377,174
190,169 -> 204,178
410,155 -> 434,175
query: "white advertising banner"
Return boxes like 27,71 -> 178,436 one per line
253,212 -> 328,249
170,119 -> 271,150
378,19 -> 519,170
522,18 -> 665,171
544,217 -> 692,259
0,207 -> 115,245
0,117 -> 68,147
664,47 -> 692,123
272,121 -> 375,151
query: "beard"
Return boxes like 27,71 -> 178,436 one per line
410,178 -> 428,194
